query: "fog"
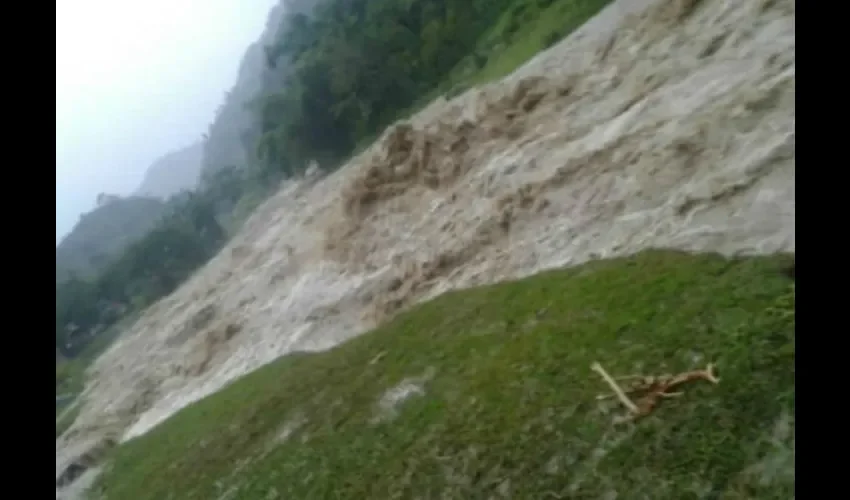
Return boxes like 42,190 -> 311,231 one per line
56,0 -> 279,244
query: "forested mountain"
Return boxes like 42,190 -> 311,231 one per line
134,142 -> 204,199
199,2 -> 291,179
56,195 -> 167,284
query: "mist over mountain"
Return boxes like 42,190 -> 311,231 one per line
56,195 -> 167,283
134,142 -> 204,199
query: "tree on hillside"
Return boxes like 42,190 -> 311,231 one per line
255,0 -> 514,176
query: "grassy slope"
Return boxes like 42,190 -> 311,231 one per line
92,250 -> 795,499
460,0 -> 613,87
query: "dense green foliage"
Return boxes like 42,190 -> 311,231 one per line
91,251 -> 796,499
254,0 -> 607,176
256,0 -> 513,173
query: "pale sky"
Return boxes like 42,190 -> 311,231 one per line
56,0 -> 279,243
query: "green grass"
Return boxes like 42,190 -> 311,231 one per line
461,0 -> 612,87
439,0 -> 612,96
56,361 -> 84,397
91,250 -> 795,499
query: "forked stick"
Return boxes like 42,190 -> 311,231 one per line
591,361 -> 639,414
668,363 -> 720,386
